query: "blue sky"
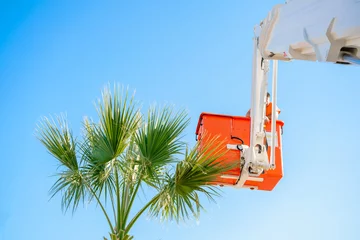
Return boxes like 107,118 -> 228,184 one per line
1,1 -> 359,239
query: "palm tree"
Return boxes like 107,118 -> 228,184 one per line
36,84 -> 234,240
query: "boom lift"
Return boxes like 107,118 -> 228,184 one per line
196,0 -> 360,191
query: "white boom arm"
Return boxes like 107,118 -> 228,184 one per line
234,0 -> 360,189
258,0 -> 360,64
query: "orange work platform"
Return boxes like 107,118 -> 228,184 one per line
195,112 -> 284,191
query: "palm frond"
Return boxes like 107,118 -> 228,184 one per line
135,105 -> 189,187
77,117 -> 116,203
119,141 -> 140,186
35,114 -> 89,213
149,135 -> 236,222
50,169 -> 88,213
78,84 -> 141,199
94,84 -> 141,162
35,114 -> 78,171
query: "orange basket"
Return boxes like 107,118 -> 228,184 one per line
195,112 -> 284,191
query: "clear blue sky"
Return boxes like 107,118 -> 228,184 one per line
1,1 -> 359,239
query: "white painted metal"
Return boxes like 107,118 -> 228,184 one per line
234,37 -> 261,189
221,175 -> 263,182
249,37 -> 262,149
266,133 -> 278,148
247,177 -> 264,182
234,37 -> 271,189
257,0 -> 360,64
231,0 -> 360,190
220,175 -> 240,180
270,60 -> 278,169
226,144 -> 242,150
260,59 -> 270,130
248,38 -> 271,176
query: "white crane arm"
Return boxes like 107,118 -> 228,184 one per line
257,0 -> 360,64
234,0 -> 360,189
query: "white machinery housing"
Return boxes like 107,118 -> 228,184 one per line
235,0 -> 360,189
259,0 -> 360,64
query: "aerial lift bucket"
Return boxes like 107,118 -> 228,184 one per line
195,112 -> 284,191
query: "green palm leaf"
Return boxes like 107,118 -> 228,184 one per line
80,84 -> 141,198
80,119 -> 116,202
36,114 -> 78,171
36,115 -> 86,213
135,105 -> 189,187
90,84 -> 141,163
50,169 -> 87,213
149,135 -> 236,222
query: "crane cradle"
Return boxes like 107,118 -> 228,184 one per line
196,113 -> 284,191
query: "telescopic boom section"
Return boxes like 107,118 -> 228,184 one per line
234,38 -> 274,189
257,0 -> 360,65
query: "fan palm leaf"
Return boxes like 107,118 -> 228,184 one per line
80,84 -> 141,198
35,114 -> 86,213
135,105 -> 189,187
149,135 -> 236,222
